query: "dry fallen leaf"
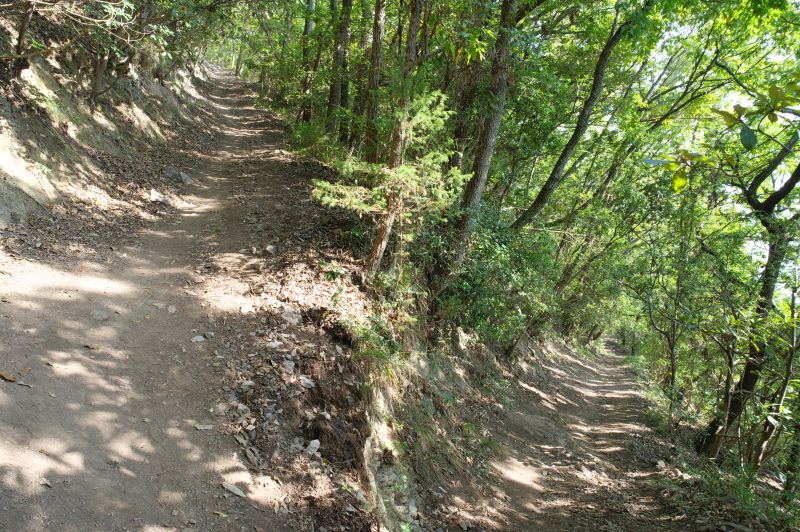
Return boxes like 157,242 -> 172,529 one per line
0,371 -> 17,382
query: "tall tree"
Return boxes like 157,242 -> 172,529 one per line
362,0 -> 423,282
510,10 -> 633,230
364,0 -> 387,163
450,0 -> 525,270
299,0 -> 317,122
326,0 -> 353,132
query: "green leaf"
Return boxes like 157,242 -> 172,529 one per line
768,85 -> 787,103
711,108 -> 740,127
672,167 -> 688,193
740,125 -> 757,150
767,112 -> 778,123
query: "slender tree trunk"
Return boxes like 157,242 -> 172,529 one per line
446,60 -> 482,170
785,420 -> 800,500
299,0 -> 317,122
510,15 -> 630,230
12,1 -> 35,78
89,50 -> 110,101
362,0 -> 422,282
280,0 -> 292,64
234,38 -> 245,77
751,279 -> 798,469
364,0 -> 387,163
327,0 -> 353,133
339,55 -> 351,142
699,223 -> 789,458
347,0 -> 374,148
450,0 -> 520,270
386,0 -> 422,166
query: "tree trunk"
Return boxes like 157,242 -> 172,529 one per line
327,0 -> 354,133
386,0 -> 422,166
510,16 -> 630,230
12,1 -> 35,78
362,192 -> 401,282
347,0 -> 374,149
750,278 -> 798,469
446,60 -> 482,170
89,50 -> 110,101
450,0 -> 520,270
698,223 -> 789,458
299,0 -> 317,122
785,422 -> 800,500
364,0 -> 386,163
234,38 -> 245,77
361,0 -> 422,282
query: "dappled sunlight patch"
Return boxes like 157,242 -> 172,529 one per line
0,437 -> 85,496
492,456 -> 545,492
106,431 -> 155,463
158,489 -> 186,505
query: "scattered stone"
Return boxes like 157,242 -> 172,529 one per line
204,331 -> 215,339
168,305 -> 177,314
265,244 -> 277,255
149,189 -> 170,205
91,310 -> 110,321
221,482 -> 246,498
306,439 -> 320,455
655,460 -> 666,470
281,360 -> 295,374
300,376 -> 315,389
240,303 -> 255,315
281,308 -> 302,326
163,166 -> 195,185
191,335 -> 205,343
245,447 -> 259,466
240,380 -> 255,391
195,424 -> 214,431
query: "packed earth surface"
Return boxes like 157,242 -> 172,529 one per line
1,68 -> 722,531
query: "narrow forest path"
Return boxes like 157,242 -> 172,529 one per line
446,341 -> 684,531
0,67 -> 292,531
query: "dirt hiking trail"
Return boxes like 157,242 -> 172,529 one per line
2,68 -> 681,531
442,341 -> 682,531
0,67 -> 293,531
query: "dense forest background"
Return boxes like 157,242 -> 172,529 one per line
3,0 -> 800,528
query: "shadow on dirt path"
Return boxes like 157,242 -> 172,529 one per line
0,66 -> 291,531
